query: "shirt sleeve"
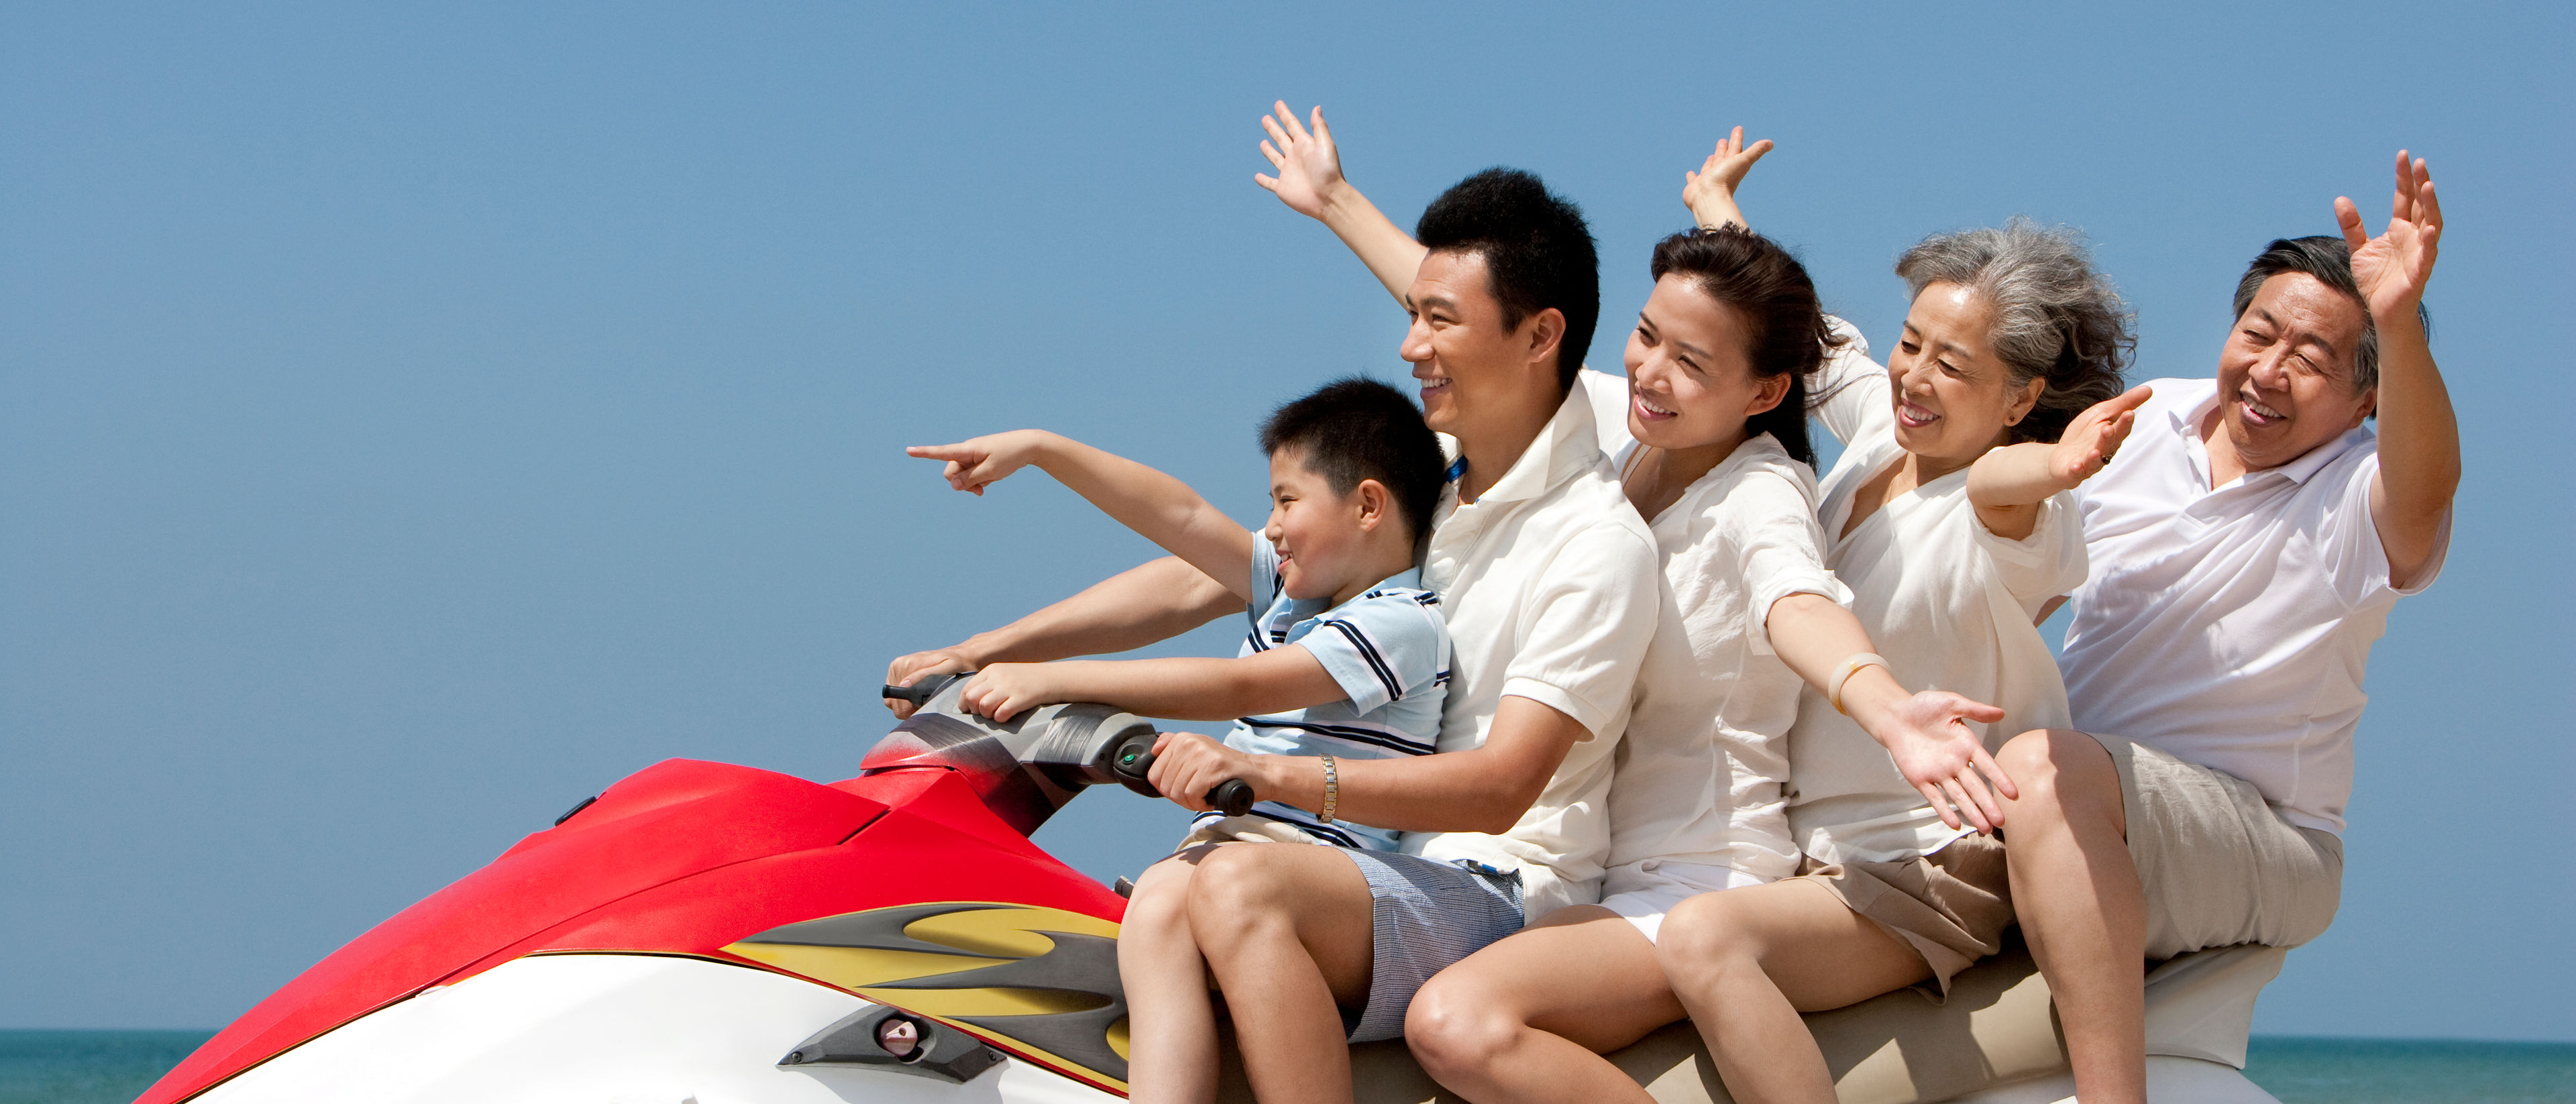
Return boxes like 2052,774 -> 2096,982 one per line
1812,318 -> 1889,449
1499,523 -> 1660,739
1717,472 -> 1853,657
2323,451 -> 2453,606
1301,591 -> 1450,714
1248,534 -> 1283,613
1973,490 -> 2089,606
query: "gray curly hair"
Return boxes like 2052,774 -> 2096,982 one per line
1894,219 -> 2134,444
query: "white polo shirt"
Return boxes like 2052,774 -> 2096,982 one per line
1407,385 -> 1662,920
2058,378 -> 2450,835
1574,368 -> 1849,886
1786,336 -> 2088,865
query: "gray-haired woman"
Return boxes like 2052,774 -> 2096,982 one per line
1642,150 -> 2151,1104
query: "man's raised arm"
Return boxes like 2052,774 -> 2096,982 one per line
2345,151 -> 2459,590
881,556 -> 1238,718
1254,102 -> 1426,304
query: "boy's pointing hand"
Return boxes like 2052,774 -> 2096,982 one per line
907,430 -> 1055,496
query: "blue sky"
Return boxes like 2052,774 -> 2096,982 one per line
3,1 -> 2569,1041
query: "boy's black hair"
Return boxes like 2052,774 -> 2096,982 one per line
1415,168 -> 1600,393
1258,378 -> 1447,545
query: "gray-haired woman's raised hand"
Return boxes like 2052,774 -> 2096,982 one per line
1682,125 -> 1774,230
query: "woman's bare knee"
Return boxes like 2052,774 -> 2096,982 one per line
1405,970 -> 1519,1079
1656,893 -> 1766,988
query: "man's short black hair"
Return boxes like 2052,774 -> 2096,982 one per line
1258,378 -> 1447,545
1415,168 -> 1599,392
2232,235 -> 2429,395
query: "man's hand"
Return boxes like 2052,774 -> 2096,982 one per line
1682,125 -> 1773,230
883,646 -> 978,718
1862,690 -> 2016,832
2045,384 -> 2153,489
1254,101 -> 1346,221
1145,731 -> 1259,814
958,662 -> 1066,724
2339,151 -> 2442,321
906,430 -> 1054,496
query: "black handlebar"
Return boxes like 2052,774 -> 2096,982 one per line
881,671 -> 971,709
1109,738 -> 1254,816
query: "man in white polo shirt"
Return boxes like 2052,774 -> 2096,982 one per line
1994,154 -> 2457,1104
885,165 -> 1658,1104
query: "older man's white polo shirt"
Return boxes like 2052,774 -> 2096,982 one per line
1407,386 -> 1661,920
2059,378 -> 2451,835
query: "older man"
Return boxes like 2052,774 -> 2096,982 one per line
1997,152 -> 2456,1104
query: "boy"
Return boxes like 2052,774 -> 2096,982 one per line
905,376 -> 1452,852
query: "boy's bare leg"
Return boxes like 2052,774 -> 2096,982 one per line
1657,881 -> 1933,1104
1185,842 -> 1377,1104
1996,728 -> 2147,1104
1120,846 -> 1226,1104
1405,906 -> 1674,1104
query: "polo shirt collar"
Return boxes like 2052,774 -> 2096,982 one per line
2175,384 -> 2376,488
1467,386 -> 1601,506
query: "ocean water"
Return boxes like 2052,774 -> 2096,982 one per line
5,1030 -> 2567,1103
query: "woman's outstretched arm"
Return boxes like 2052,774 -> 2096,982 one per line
1765,592 -> 2017,831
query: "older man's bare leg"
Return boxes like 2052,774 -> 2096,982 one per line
1186,842 -> 1377,1104
1996,728 -> 2147,1104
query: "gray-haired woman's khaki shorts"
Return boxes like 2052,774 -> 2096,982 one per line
2086,731 -> 2345,960
1792,832 -> 2013,997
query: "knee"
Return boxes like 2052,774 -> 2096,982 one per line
1655,895 -> 1760,990
1122,861 -> 1193,936
1405,971 -> 1519,1082
1997,728 -> 2116,822
1182,846 -> 1299,942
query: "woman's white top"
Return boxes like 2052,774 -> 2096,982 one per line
1786,328 -> 2089,866
1574,370 -> 1849,886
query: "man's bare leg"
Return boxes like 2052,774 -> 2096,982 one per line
1120,846 -> 1227,1104
1185,843 -> 1377,1104
1405,906 -> 1674,1104
1657,881 -> 1933,1104
1996,728 -> 2146,1104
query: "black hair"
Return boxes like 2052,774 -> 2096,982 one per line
1415,168 -> 1599,393
1258,377 -> 1448,545
1648,226 -> 1847,468
2232,235 -> 2429,395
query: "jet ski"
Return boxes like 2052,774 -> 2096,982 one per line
136,675 -> 2286,1103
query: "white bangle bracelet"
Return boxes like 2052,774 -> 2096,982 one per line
1828,653 -> 1890,716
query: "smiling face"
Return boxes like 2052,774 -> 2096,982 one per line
1401,249 -> 1558,437
1263,447 -> 1378,602
1621,274 -> 1788,453
2214,272 -> 2375,472
1886,282 -> 2043,470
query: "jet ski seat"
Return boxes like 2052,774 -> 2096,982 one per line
1212,937 -> 2287,1103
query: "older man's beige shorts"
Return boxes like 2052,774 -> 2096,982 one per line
1792,832 -> 2013,997
2087,731 -> 2345,960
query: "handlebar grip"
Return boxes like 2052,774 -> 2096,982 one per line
882,671 -> 972,709
1208,779 -> 1255,817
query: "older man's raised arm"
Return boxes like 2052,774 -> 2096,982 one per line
2345,152 -> 2459,589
